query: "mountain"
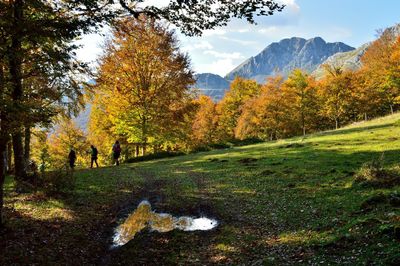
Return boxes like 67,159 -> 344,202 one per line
312,43 -> 369,79
193,73 -> 230,102
313,23 -> 400,79
224,37 -> 355,83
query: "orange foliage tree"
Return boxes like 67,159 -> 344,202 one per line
235,76 -> 288,140
191,95 -> 218,145
359,29 -> 400,114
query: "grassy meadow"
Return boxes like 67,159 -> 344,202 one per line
2,114 -> 400,265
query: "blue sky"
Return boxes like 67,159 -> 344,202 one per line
76,0 -> 400,77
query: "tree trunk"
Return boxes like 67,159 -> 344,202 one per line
7,142 -> 12,173
364,113 -> 368,121
142,144 -> 147,156
135,145 -> 139,157
0,140 -> 6,228
24,126 -> 30,165
390,104 -> 394,114
12,132 -> 26,181
9,0 -> 26,181
335,118 -> 339,130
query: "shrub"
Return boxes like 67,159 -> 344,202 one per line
354,156 -> 400,188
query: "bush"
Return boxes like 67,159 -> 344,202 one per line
354,156 -> 400,188
38,168 -> 75,195
125,151 -> 186,163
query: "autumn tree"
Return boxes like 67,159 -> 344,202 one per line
91,18 -> 194,155
87,92 -> 119,164
191,95 -> 218,145
217,77 -> 261,140
47,119 -> 88,169
360,28 -> 400,114
281,69 -> 320,136
235,76 -> 288,140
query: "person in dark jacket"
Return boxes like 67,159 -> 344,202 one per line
90,145 -> 99,168
68,149 -> 77,169
112,141 -> 121,166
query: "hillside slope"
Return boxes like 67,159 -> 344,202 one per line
2,114 -> 400,264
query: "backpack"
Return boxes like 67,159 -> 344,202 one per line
114,144 -> 121,153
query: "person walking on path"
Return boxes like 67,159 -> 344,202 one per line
112,141 -> 121,166
68,148 -> 76,169
90,145 -> 99,168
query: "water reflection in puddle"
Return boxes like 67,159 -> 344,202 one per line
113,200 -> 218,247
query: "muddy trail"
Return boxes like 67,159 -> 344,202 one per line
98,168 -> 223,265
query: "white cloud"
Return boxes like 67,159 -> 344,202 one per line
194,41 -> 213,50
196,58 -> 239,76
202,28 -> 227,37
219,36 -> 258,46
203,50 -> 245,60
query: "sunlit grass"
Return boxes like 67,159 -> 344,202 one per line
2,113 -> 400,264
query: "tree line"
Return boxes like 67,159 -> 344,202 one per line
87,22 -> 400,161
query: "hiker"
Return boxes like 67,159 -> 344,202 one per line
90,145 -> 99,168
112,140 -> 121,166
68,148 -> 77,169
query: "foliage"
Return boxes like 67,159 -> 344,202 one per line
235,76 -> 287,140
90,18 -> 195,156
191,95 -> 218,145
47,119 -> 89,169
217,77 -> 261,140
360,29 -> 400,114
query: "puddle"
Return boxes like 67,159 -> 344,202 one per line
112,201 -> 218,247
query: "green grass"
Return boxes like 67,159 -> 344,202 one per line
2,114 -> 400,265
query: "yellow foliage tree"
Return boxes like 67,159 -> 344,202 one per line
216,77 -> 261,140
47,119 -> 88,169
90,18 -> 195,156
281,69 -> 320,136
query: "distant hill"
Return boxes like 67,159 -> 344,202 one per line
313,24 -> 400,79
193,73 -> 230,102
224,37 -> 354,83
312,43 -> 369,79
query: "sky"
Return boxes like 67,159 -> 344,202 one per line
76,0 -> 400,77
